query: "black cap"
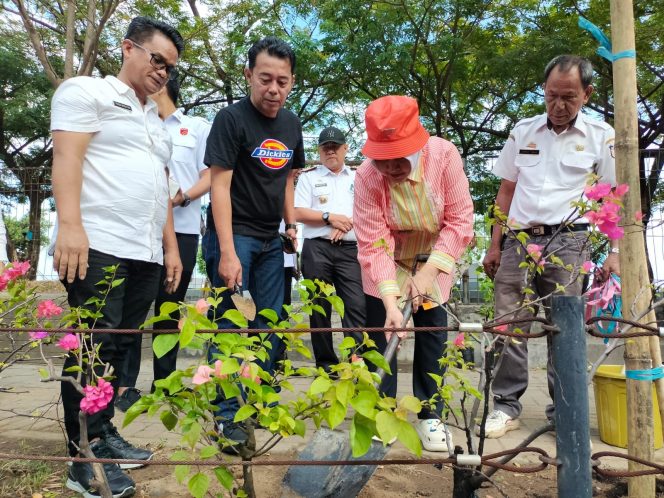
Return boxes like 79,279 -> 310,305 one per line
318,126 -> 346,145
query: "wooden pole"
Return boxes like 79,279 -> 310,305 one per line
609,2 -> 656,497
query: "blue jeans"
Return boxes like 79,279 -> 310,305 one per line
204,232 -> 285,422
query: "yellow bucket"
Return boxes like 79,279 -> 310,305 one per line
593,365 -> 663,449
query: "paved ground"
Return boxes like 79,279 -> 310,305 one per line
1,344 -> 662,474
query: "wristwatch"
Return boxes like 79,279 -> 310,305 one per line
322,212 -> 330,225
181,193 -> 191,208
609,247 -> 620,254
285,223 -> 297,231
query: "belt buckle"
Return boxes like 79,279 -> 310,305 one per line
531,226 -> 545,236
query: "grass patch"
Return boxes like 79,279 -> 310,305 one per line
0,451 -> 63,497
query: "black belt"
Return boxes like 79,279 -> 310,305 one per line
514,224 -> 589,237
311,237 -> 357,247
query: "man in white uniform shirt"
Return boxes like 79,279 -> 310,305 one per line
295,127 -> 365,372
114,77 -> 211,411
50,17 -> 183,497
481,55 -> 619,438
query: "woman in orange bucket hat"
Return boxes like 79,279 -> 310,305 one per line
354,95 -> 474,452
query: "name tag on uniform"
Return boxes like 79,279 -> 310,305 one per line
113,101 -> 132,111
518,149 -> 540,155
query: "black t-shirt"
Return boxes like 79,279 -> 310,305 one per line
205,97 -> 305,239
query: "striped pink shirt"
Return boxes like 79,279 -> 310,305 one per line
353,136 -> 474,302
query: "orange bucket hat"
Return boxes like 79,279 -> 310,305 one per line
361,95 -> 429,160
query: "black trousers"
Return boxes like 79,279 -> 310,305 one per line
364,294 -> 448,419
150,233 -> 199,390
61,249 -> 161,455
301,238 -> 365,368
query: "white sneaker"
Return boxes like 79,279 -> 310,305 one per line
476,409 -> 520,438
415,419 -> 453,452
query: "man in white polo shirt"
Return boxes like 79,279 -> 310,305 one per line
50,16 -> 184,497
295,127 -> 365,372
481,55 -> 619,438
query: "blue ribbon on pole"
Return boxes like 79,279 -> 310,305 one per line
578,17 -> 636,62
625,366 -> 664,381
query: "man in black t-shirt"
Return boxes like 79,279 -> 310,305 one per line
204,36 -> 304,451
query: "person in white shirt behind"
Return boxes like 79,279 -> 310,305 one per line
114,77 -> 212,411
295,127 -> 365,373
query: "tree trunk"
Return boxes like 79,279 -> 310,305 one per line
26,187 -> 46,280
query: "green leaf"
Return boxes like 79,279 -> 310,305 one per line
199,445 -> 219,459
64,366 -> 84,373
222,309 -> 248,328
293,419 -> 306,437
179,320 -> 196,348
326,400 -> 346,429
122,402 -> 147,427
159,301 -> 180,316
174,464 -> 190,484
311,304 -> 327,317
375,411 -> 399,445
160,410 -> 178,431
327,294 -> 345,318
234,404 -> 257,422
259,308 -> 279,324
38,368 -> 49,379
397,419 -> 422,456
214,466 -> 234,490
219,357 -> 240,375
399,395 -> 422,414
362,350 -> 391,374
188,472 -> 209,498
309,376 -> 332,395
182,421 -> 202,449
339,336 -> 357,351
335,380 -> 354,407
350,390 -> 378,419
350,414 -> 374,457
153,333 -> 179,359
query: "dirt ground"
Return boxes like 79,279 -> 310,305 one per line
1,437 -> 662,498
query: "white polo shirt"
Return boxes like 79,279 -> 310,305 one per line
492,112 -> 615,228
50,76 -> 171,264
163,109 -> 211,234
295,165 -> 357,241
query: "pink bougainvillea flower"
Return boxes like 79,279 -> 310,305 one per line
80,378 -> 114,415
29,330 -> 49,340
494,324 -> 508,332
213,359 -> 227,380
4,261 -> 31,281
585,202 -> 624,240
195,298 -> 209,314
526,244 -> 543,262
453,333 -> 465,348
57,333 -> 80,351
192,365 -> 215,385
581,261 -> 595,273
240,364 -> 261,384
177,318 -> 185,330
37,300 -> 64,318
584,183 -> 612,201
613,184 -> 629,197
635,210 -> 644,222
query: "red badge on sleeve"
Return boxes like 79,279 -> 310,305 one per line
180,128 -> 188,136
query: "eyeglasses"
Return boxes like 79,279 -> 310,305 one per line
128,39 -> 177,78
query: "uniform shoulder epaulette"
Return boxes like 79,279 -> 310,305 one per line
301,166 -> 317,173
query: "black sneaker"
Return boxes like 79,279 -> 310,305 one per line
216,421 -> 248,455
115,387 -> 141,412
100,423 -> 153,469
66,441 -> 135,498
